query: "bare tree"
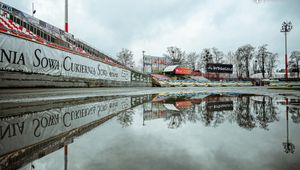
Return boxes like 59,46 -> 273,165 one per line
117,110 -> 135,127
163,46 -> 186,65
226,51 -> 235,78
185,52 -> 200,70
167,112 -> 186,129
199,48 -> 213,71
289,51 -> 300,78
211,47 -> 225,63
225,51 -> 235,64
255,45 -> 278,78
253,96 -> 278,130
116,48 -> 135,67
265,52 -> 278,78
235,95 -> 256,130
234,44 -> 255,79
290,106 -> 300,124
256,44 -> 269,78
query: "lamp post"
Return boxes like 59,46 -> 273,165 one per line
281,21 -> 293,80
142,51 -> 145,73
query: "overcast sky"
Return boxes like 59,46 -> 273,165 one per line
3,0 -> 300,68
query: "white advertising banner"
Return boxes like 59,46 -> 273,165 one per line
0,97 -> 131,156
0,33 -> 131,81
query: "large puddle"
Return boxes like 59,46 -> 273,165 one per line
1,91 -> 300,170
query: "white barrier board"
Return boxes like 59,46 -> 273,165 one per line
0,33 -> 131,81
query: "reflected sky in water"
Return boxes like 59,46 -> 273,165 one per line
1,92 -> 300,170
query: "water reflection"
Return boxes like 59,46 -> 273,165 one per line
141,92 -> 300,157
144,92 -> 280,130
283,109 -> 295,154
0,92 -> 300,170
0,94 -> 152,170
117,109 -> 135,128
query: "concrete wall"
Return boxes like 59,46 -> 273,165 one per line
0,70 -> 152,88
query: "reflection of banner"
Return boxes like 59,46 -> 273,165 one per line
0,97 -> 131,156
206,101 -> 233,112
206,63 -> 233,73
0,34 -> 131,81
143,102 -> 170,121
175,101 -> 193,108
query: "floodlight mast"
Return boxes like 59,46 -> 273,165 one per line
65,0 -> 68,32
280,21 -> 293,80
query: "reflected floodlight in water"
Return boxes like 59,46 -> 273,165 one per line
280,21 -> 293,80
283,142 -> 295,154
282,99 -> 295,153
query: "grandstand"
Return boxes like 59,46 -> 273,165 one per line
0,2 -> 133,72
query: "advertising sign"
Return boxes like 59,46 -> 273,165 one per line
175,67 -> 192,75
0,33 -> 131,81
206,63 -> 233,73
143,55 -> 168,74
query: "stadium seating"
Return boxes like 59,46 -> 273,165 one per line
0,14 -> 139,72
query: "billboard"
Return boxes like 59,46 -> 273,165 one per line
206,63 -> 233,73
143,55 -> 170,74
0,33 -> 131,81
175,67 -> 192,75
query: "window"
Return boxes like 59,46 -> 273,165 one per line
30,25 -> 33,32
37,29 -> 40,36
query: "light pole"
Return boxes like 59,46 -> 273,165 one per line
32,2 -> 36,17
142,51 -> 145,73
65,0 -> 68,32
281,21 -> 293,80
254,60 -> 258,74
